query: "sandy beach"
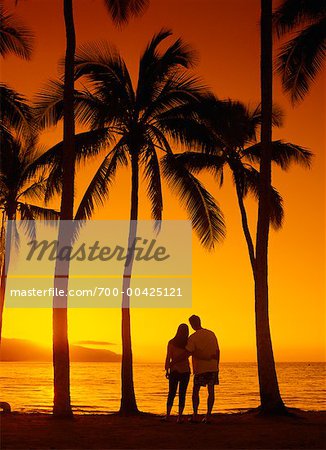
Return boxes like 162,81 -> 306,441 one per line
1,410 -> 325,449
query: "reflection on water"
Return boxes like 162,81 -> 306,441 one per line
0,362 -> 325,414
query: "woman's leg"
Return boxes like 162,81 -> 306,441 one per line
178,372 -> 190,420
166,372 -> 178,418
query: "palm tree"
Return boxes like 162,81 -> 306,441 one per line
164,97 -> 312,276
52,0 -> 149,418
0,3 -> 33,59
0,83 -> 38,343
0,3 -> 35,414
50,0 -> 77,419
35,30 -> 225,415
163,93 -> 312,413
256,0 -> 285,413
273,0 -> 326,103
0,125 -> 59,343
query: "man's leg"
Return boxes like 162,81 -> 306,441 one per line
206,384 -> 215,418
178,373 -> 190,421
192,383 -> 200,420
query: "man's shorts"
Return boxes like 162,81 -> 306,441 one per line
194,371 -> 219,387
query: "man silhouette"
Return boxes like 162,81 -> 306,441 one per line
186,315 -> 220,423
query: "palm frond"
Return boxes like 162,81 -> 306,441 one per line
16,207 -> 36,241
103,0 -> 149,25
245,140 -> 313,170
143,72 -> 205,121
25,128 -> 114,186
74,140 -> 128,221
273,0 -> 326,36
156,115 -> 218,153
11,219 -> 20,251
172,152 -> 225,184
18,204 -> 59,241
34,79 -> 65,128
276,18 -> 326,103
19,203 -> 60,221
34,79 -> 113,129
74,41 -> 134,118
44,164 -> 63,204
0,5 -> 33,59
238,165 -> 284,229
0,83 -> 34,137
162,153 -> 225,249
137,29 -> 197,110
17,176 -> 47,202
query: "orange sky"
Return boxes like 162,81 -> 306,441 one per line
1,0 -> 325,362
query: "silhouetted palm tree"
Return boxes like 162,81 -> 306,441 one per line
256,0 -> 285,413
0,4 -> 35,414
273,0 -> 326,103
0,3 -> 33,59
0,123 -> 59,343
163,97 -> 312,275
52,0 -> 149,418
35,30 -> 225,415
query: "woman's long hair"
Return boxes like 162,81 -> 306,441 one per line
170,323 -> 189,349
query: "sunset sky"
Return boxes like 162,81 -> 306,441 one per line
1,0 -> 325,362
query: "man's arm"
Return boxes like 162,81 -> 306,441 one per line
171,335 -> 194,363
214,337 -> 220,368
216,344 -> 220,368
170,349 -> 191,364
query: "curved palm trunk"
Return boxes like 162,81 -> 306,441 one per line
0,213 -> 13,343
119,152 -> 139,415
234,173 -> 256,277
52,0 -> 76,418
255,0 -> 285,413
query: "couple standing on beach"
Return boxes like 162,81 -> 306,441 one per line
164,315 -> 220,423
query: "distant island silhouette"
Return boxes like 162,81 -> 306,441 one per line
0,339 -> 121,362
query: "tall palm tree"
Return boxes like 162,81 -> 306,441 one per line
0,3 -> 33,59
50,0 -> 77,419
163,95 -> 311,413
35,30 -> 225,415
256,0 -> 285,413
0,3 -> 34,413
273,0 -> 326,103
52,0 -> 149,417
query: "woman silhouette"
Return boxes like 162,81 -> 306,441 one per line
164,323 -> 190,422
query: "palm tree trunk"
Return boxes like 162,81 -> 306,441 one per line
119,152 -> 139,415
0,213 -> 13,343
255,0 -> 285,413
52,0 -> 76,418
234,174 -> 256,277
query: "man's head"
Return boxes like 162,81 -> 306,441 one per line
189,315 -> 202,330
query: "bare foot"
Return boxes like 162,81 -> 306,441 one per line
188,414 -> 199,423
202,415 -> 212,424
161,415 -> 171,422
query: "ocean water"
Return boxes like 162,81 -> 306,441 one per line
0,362 -> 325,415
